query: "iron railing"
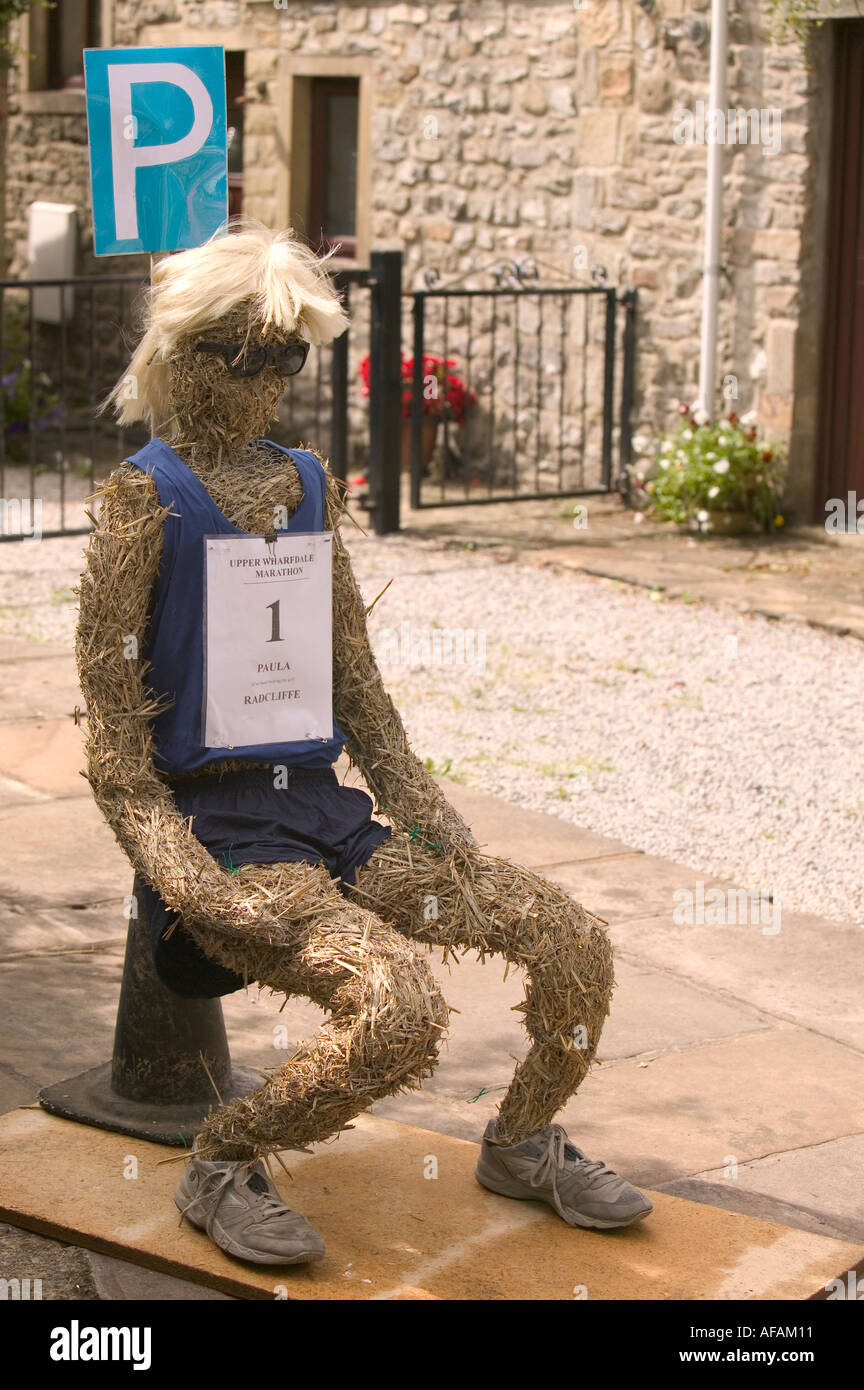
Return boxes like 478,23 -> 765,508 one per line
0,273 -> 146,538
0,262 -> 398,538
0,254 -> 636,539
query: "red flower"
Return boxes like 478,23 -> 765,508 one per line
358,353 -> 476,423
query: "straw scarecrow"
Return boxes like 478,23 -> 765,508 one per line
76,224 -> 651,1265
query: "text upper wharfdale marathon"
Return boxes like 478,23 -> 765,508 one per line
230,551 -> 316,582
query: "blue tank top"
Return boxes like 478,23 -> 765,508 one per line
126,438 -> 346,774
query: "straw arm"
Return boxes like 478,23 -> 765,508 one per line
75,464 -> 342,936
324,472 -> 477,854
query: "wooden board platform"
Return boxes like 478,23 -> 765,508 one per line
0,1108 -> 861,1300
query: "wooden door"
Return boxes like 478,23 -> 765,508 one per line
817,21 -> 864,508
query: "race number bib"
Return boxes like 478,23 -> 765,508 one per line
203,533 -> 334,749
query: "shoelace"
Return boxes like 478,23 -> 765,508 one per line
178,1164 -> 239,1227
179,1163 -> 295,1228
529,1124 -> 614,1221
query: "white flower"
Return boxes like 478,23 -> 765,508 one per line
707,486 -> 719,498
740,410 -> 757,427
632,433 -> 651,454
705,452 -> 716,462
657,458 -> 668,469
691,405 -> 709,426
681,429 -> 693,441
677,450 -> 687,462
696,509 -> 709,522
714,458 -> 730,474
662,439 -> 675,454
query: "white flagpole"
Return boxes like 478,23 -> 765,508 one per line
698,0 -> 728,421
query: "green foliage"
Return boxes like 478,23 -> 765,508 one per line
764,0 -> 842,47
636,402 -> 787,534
1,309 -> 62,436
0,2 -> 43,71
0,1 -> 38,25
1,356 -> 60,432
423,756 -> 454,778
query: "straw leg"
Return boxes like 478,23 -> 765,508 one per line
349,835 -> 615,1145
191,901 -> 450,1161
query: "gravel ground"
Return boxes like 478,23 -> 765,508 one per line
2,526 -> 863,926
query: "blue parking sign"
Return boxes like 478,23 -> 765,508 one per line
84,46 -> 228,256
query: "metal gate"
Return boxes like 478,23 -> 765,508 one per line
1,253 -> 635,540
0,254 -> 403,540
406,261 -> 636,510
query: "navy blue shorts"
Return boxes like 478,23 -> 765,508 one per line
140,766 -> 391,998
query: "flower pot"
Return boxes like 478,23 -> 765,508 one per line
401,417 -> 438,475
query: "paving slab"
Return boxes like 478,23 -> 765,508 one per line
0,1108 -> 860,1301
0,796 -> 129,908
548,852 -> 720,922
693,1134 -> 864,1246
0,1065 -> 39,1116
0,952 -> 122,1087
1,636 -> 861,1284
412,950 -> 772,1087
595,958 -> 771,1061
370,1087 -> 485,1144
226,981 -> 864,1210
0,718 -> 88,801
0,647 -> 80,722
0,774 -> 54,810
533,543 -> 864,641
0,637 -> 78,665
222,952 -> 770,1134
87,1250 -> 234,1301
652,1178 -> 863,1246
392,482 -> 864,640
440,782 -> 634,866
611,906 -> 864,1052
0,900 -> 126,960
222,984 -> 325,1073
550,1027 -> 864,1189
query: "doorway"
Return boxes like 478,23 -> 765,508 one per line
816,21 -> 864,508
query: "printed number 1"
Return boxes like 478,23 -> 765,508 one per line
266,600 -> 283,643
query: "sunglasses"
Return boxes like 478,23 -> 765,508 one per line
194,338 -> 311,379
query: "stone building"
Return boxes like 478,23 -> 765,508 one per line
2,0 -> 863,519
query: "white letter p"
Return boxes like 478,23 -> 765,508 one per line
108,62 -> 214,241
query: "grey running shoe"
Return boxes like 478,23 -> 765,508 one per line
174,1153 -> 326,1265
476,1119 -> 653,1230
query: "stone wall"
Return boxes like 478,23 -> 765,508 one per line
3,1 -> 825,510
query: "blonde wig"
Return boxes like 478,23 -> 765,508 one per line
108,221 -> 350,434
